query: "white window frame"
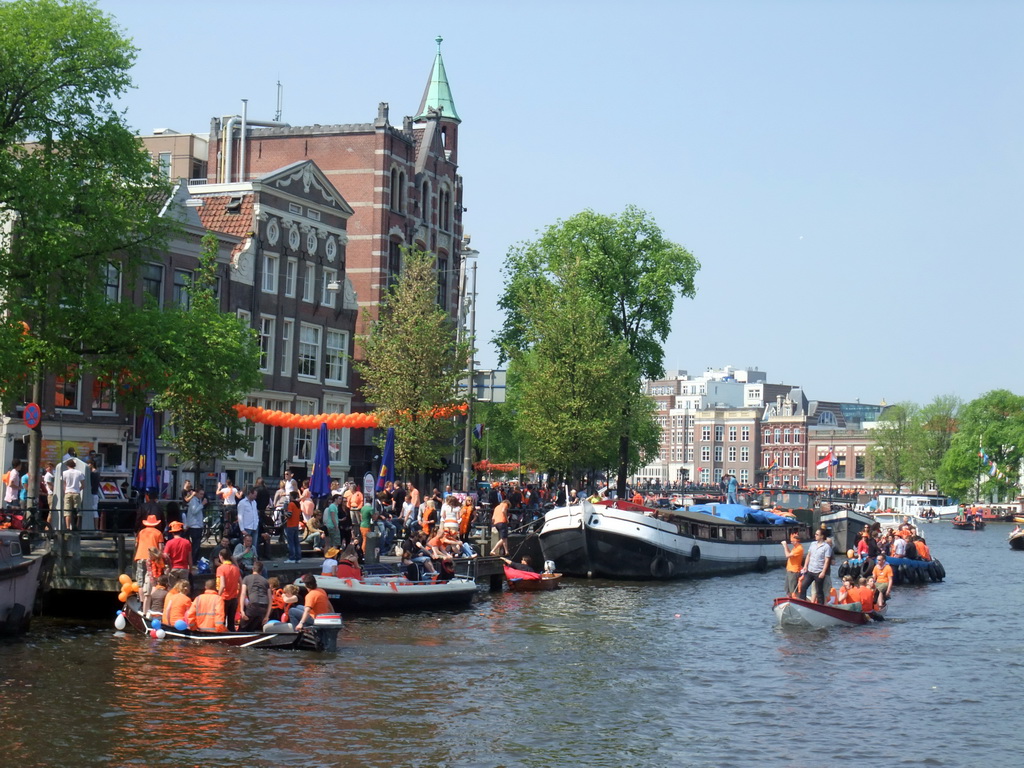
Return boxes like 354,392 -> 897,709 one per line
258,315 -> 275,373
292,398 -> 318,461
297,323 -> 321,381
303,262 -> 315,303
322,268 -> 337,308
280,319 -> 294,377
325,329 -> 348,385
263,253 -> 279,294
284,258 -> 297,298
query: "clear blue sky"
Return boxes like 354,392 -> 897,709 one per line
96,0 -> 1024,407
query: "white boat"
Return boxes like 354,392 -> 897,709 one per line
538,499 -> 807,580
0,530 -> 46,635
874,494 -> 959,521
311,574 -> 478,611
772,596 -> 874,629
871,511 -> 927,530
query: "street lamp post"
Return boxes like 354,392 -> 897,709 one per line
459,243 -> 479,492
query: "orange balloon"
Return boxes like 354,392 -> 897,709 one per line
131,582 -> 140,592
20,321 -> 30,335
118,590 -> 129,602
118,574 -> 131,586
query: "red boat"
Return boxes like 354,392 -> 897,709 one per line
773,596 -> 876,629
504,565 -> 562,592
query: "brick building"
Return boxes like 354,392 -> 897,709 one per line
202,37 -> 467,477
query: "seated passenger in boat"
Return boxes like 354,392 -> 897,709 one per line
186,579 -> 227,632
321,547 -> 340,576
335,546 -> 362,579
912,536 -> 931,561
282,584 -> 300,626
163,579 -> 192,628
871,557 -> 893,608
147,575 -> 170,620
267,577 -> 286,622
837,574 -> 856,604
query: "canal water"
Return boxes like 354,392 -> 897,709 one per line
2,522 -> 1022,768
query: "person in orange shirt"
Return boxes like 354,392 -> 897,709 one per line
163,580 -> 193,629
283,490 -> 303,563
781,533 -> 804,597
216,550 -> 241,631
186,579 -> 226,632
346,482 -> 364,518
294,574 -> 339,651
871,554 -> 893,607
913,536 -> 932,561
133,514 -> 165,587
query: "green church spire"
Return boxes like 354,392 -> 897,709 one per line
416,35 -> 461,123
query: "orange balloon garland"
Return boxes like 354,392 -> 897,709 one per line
232,404 -> 461,429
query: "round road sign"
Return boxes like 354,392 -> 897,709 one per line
23,402 -> 41,430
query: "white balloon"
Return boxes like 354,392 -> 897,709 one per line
114,614 -> 127,631
155,629 -> 166,640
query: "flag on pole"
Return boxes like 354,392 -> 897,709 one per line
375,427 -> 395,492
767,459 -> 779,471
816,450 -> 838,471
473,423 -> 484,440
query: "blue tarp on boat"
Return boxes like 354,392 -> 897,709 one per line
685,503 -> 793,525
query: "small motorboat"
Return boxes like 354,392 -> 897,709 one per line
118,596 -> 330,650
313,573 -> 477,611
1009,530 -> 1024,551
772,596 -> 875,629
504,564 -> 562,592
0,530 -> 47,635
951,517 -> 985,530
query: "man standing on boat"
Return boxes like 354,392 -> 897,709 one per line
781,533 -> 804,597
726,474 -> 739,505
798,528 -> 833,604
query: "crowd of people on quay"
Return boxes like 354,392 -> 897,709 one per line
782,519 -> 937,617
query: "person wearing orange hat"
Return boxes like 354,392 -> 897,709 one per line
133,514 -> 164,586
163,520 -> 193,583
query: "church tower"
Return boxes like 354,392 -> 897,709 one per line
415,35 -> 461,165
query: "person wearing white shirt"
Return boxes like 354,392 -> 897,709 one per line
237,488 -> 259,543
62,459 -> 85,531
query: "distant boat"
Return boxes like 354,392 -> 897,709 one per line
874,493 -> 959,521
1009,530 -> 1024,551
503,564 -> 562,592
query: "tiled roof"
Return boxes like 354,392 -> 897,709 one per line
194,194 -> 254,239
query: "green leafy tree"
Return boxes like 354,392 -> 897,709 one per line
496,206 -> 697,495
151,232 -> 262,472
357,248 -> 469,475
907,395 -> 961,491
0,0 -> 174,505
938,390 -> 1024,501
472,401 -> 521,466
871,402 -> 917,492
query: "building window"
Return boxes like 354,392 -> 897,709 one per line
728,426 -> 737,442
715,426 -> 724,442
263,253 -> 279,294
258,316 -> 275,373
783,452 -> 790,468
855,453 -> 866,479
388,240 -> 402,288
298,323 -> 321,379
784,428 -> 791,443
728,446 -> 736,462
701,426 -> 711,441
142,263 -> 163,306
322,268 -> 337,308
700,446 -> 710,462
303,262 -> 315,302
55,367 -> 80,410
741,426 -> 750,441
325,330 -> 348,384
158,152 -> 172,178
91,378 -> 115,412
292,398 -> 317,460
740,446 -> 749,462
284,258 -> 297,298
714,446 -> 723,462
420,180 -> 430,223
713,468 -> 723,483
835,452 -> 847,479
792,428 -> 801,444
104,263 -> 120,302
436,255 -> 448,310
438,188 -> 451,231
793,453 -> 800,468
739,469 -> 749,484
173,269 -> 192,309
280,319 -> 294,376
686,447 -> 693,462
700,468 -> 710,484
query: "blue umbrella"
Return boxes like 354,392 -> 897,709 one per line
376,427 -> 395,493
310,422 -> 332,499
131,406 -> 159,496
